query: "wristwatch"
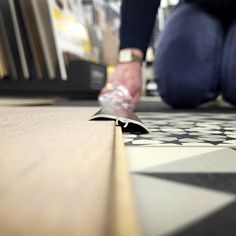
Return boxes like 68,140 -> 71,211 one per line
118,49 -> 143,63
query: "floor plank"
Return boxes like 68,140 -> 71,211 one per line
0,107 -> 114,236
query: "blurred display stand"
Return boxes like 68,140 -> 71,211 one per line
0,0 -> 115,98
92,0 -> 120,66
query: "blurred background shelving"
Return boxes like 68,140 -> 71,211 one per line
0,0 -> 179,99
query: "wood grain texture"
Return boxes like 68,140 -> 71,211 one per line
0,107 -> 114,236
110,127 -> 141,236
0,98 -> 55,106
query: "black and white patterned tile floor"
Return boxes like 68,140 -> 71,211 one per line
126,147 -> 236,236
124,111 -> 236,235
124,112 -> 236,147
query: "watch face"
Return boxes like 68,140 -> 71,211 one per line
119,50 -> 132,62
118,50 -> 143,63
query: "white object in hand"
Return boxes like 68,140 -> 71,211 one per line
99,83 -> 133,110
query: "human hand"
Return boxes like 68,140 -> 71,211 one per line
99,62 -> 142,108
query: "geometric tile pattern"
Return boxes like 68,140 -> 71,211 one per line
126,147 -> 225,172
124,112 -> 236,147
135,148 -> 236,173
138,173 -> 236,194
173,201 -> 236,236
131,174 -> 236,236
127,147 -> 236,235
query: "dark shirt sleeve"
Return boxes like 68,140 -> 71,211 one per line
119,0 -> 161,57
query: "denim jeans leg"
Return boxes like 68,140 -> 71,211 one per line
221,20 -> 236,105
154,3 -> 224,108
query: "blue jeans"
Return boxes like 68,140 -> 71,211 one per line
155,3 -> 236,108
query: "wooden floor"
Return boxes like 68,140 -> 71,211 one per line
0,105 -> 138,236
1,98 -> 235,236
